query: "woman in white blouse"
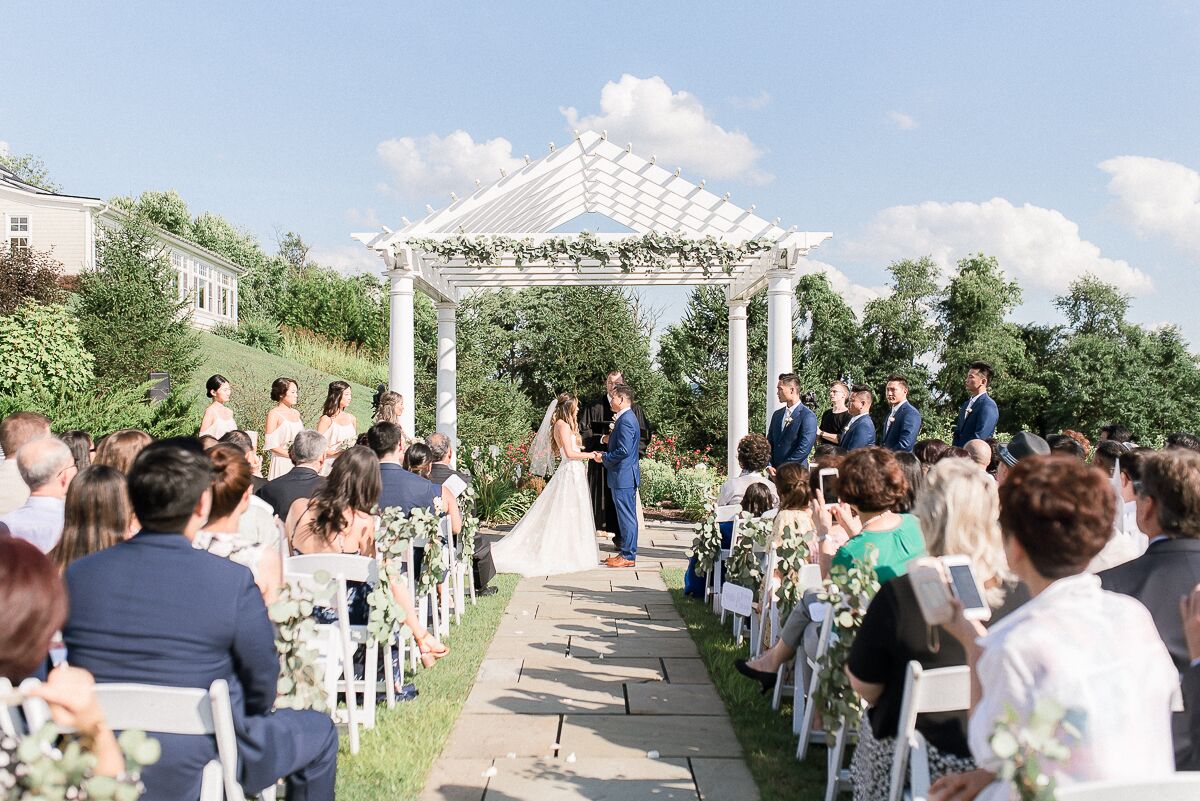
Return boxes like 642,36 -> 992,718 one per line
934,455 -> 1177,801
199,374 -> 237,439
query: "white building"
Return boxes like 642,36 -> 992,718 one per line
0,164 -> 241,329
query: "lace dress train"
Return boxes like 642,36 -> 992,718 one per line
490,457 -> 600,577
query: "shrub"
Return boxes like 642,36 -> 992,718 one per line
645,434 -> 717,471
639,458 -> 675,506
275,267 -> 388,352
279,327 -> 386,387
213,317 -> 284,354
0,301 -> 94,397
672,464 -> 723,519
0,383 -> 201,440
0,244 -> 64,314
461,444 -> 536,524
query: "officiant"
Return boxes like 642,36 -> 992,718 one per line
579,369 -> 652,539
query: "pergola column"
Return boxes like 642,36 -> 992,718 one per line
765,271 -> 794,429
387,268 -> 416,438
726,299 -> 749,476
435,302 -> 458,449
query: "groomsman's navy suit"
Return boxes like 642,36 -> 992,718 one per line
767,404 -> 817,468
952,391 -> 999,447
604,409 -> 642,562
880,401 -> 922,452
841,414 -> 877,451
63,532 -> 338,801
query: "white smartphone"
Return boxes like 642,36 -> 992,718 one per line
941,555 -> 992,622
818,467 -> 840,509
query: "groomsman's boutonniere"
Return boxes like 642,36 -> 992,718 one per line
608,420 -> 616,434
783,413 -> 793,428
887,414 -> 896,428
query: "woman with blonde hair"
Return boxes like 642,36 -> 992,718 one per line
92,429 -> 152,475
818,380 -> 851,445
316,380 -> 358,477
490,391 -> 602,576
372,388 -> 411,451
843,458 -> 1023,801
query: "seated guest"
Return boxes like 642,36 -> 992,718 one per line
1101,449 -> 1200,769
772,462 -> 815,550
218,429 -> 267,491
1179,585 -> 1200,769
48,464 -> 132,572
93,428 -> 152,474
0,437 -> 76,552
1047,433 -> 1087,460
840,386 -> 877,451
255,429 -> 326,520
1098,422 -> 1134,444
425,432 -> 471,487
1088,446 -> 1149,572
1062,429 -> 1092,459
717,433 -> 778,507
934,456 -> 1177,801
935,446 -> 973,463
403,441 -> 435,477
0,411 -> 51,515
1166,432 -> 1200,454
893,451 -> 924,514
216,430 -> 278,548
63,441 -> 338,801
913,439 -> 950,473
59,429 -> 93,471
964,439 -> 991,471
1,538 -> 125,780
848,459 -> 1021,800
994,431 -> 1049,484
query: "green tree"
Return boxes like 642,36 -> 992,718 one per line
277,231 -> 310,272
275,266 -> 388,351
77,215 -> 200,386
0,244 -> 64,314
112,190 -> 193,238
0,150 -> 58,192
0,301 -> 94,397
860,257 -> 940,416
794,272 -> 865,392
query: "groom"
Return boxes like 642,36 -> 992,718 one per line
594,383 -> 641,568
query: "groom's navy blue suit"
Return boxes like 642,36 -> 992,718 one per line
604,409 -> 642,562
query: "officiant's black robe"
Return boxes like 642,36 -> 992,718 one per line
579,394 -> 652,533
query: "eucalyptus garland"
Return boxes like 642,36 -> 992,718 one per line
0,724 -> 159,801
772,522 -> 813,620
814,549 -> 880,730
408,231 -> 773,275
269,575 -> 334,712
458,486 -> 479,564
373,505 -> 446,603
724,515 -> 773,598
689,503 -> 721,577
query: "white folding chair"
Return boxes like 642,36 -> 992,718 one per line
443,476 -> 475,609
1055,775 -> 1200,800
438,515 -> 456,634
771,564 -> 824,711
887,662 -> 971,801
285,553 -> 378,752
709,503 -> 741,614
94,678 -> 269,801
796,603 -> 835,758
0,677 -> 24,737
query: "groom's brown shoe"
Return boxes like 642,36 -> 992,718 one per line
606,556 -> 636,568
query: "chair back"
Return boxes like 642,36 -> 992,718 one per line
286,552 -> 378,584
1055,776 -> 1200,800
796,564 -> 823,593
0,677 -> 22,737
715,504 -> 741,523
887,662 -> 971,801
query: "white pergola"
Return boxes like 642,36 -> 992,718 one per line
354,130 -> 831,474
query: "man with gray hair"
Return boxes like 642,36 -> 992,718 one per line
255,429 -> 327,520
425,432 -> 470,488
0,437 -> 75,552
0,411 -> 52,515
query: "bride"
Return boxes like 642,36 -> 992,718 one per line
490,392 -> 602,576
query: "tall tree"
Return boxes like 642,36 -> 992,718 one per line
0,150 -> 58,192
794,272 -> 865,393
859,258 -> 940,418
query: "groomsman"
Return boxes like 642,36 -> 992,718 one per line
952,361 -> 999,447
767,373 -> 817,469
840,386 -> 877,450
879,375 -> 922,452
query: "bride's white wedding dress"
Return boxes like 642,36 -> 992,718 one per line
490,430 -> 600,577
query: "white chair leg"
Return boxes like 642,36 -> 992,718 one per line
364,639 -> 378,730
383,638 -> 396,709
824,720 -> 849,801
199,761 -> 223,801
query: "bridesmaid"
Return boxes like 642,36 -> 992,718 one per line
199,374 -> 237,439
316,381 -> 358,477
372,388 -> 411,452
264,377 -> 304,479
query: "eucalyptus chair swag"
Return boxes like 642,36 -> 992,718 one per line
814,548 -> 881,730
0,723 -> 160,801
374,505 -> 446,606
689,502 -> 721,578
724,514 -> 773,598
771,523 -> 813,621
457,485 -> 479,566
269,575 -> 336,712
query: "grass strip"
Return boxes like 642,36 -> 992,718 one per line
335,573 -> 519,800
662,567 -> 826,801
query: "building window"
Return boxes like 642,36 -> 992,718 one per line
8,215 -> 30,254
195,263 -> 208,311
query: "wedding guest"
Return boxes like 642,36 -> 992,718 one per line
880,375 -> 922,452
767,373 -> 818,469
63,441 -> 339,801
964,439 -> 992,471
951,362 -> 999,448
914,439 -> 950,471
848,459 -> 1020,800
0,538 -> 125,779
893,451 -> 924,514
255,429 -> 326,519
771,462 -> 816,554
1088,446 -> 1149,571
48,464 -> 132,572
219,429 -> 266,491
1178,585 -> 1200,769
198,434 -> 219,450
1098,423 -> 1134,444
404,441 -> 435,477
933,456 -> 1176,801
264,377 -> 304,480
827,446 -> 925,580
936,446 -> 973,463
1100,448 -> 1200,769
840,386 -> 877,451
1047,433 -> 1087,460
372,388 -> 412,451
0,411 -> 51,515
316,381 -> 357,477
1063,429 -> 1092,459
196,444 -> 282,602
1166,432 -> 1200,454
0,437 -> 75,552
199,374 -> 237,439
717,433 -> 778,507
93,428 -> 152,474
739,481 -> 774,518
59,429 -> 93,471
995,431 -> 1050,484
426,432 -> 470,487
818,381 -> 852,446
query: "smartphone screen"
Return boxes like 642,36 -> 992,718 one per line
820,472 -> 840,505
947,563 -> 985,611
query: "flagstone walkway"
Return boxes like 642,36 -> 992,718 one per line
421,522 -> 760,801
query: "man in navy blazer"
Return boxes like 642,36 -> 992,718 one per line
952,361 -> 999,447
600,384 -> 642,567
63,441 -> 337,801
840,385 -> 878,450
767,373 -> 817,469
879,375 -> 922,452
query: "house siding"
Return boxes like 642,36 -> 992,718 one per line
0,191 -> 96,273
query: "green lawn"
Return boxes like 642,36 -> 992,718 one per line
663,568 -> 826,801
334,573 -> 519,800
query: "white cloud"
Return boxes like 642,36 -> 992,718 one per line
561,74 -> 772,184
376,130 -> 523,203
887,111 -> 918,130
345,207 -> 382,230
1100,155 -> 1200,260
309,243 -> 385,276
731,90 -> 772,110
799,258 -> 884,315
842,197 -> 1152,294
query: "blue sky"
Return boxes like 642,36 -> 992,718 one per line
4,2 -> 1200,342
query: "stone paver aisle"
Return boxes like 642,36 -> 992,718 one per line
421,522 -> 760,801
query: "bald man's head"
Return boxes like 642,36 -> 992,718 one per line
17,438 -> 75,497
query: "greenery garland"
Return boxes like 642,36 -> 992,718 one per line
269,575 -> 333,712
724,514 -> 773,598
814,549 -> 880,730
408,231 -> 773,276
373,504 -> 446,614
689,502 -> 721,578
772,522 -> 813,620
457,485 -> 479,565
0,724 -> 159,801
